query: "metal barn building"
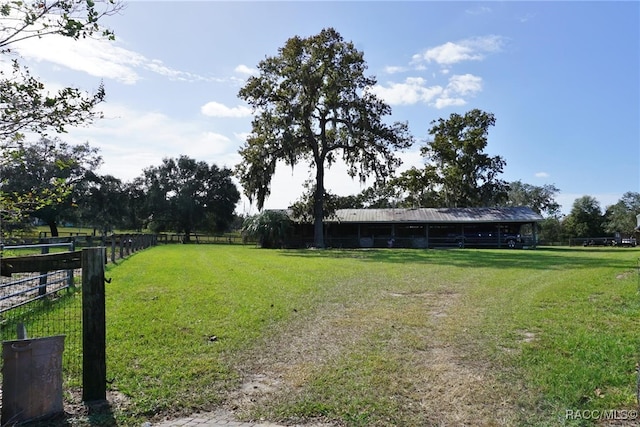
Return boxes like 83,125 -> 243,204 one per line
287,206 -> 543,249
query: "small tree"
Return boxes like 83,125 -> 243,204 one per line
236,28 -> 413,248
538,217 -> 564,244
242,210 -> 292,248
603,192 -> 640,236
563,195 -> 604,238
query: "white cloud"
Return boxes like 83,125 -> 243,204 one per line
198,132 -> 233,156
369,77 -> 442,105
518,13 -> 537,23
384,65 -> 407,74
396,149 -> 425,172
10,29 -> 220,84
234,132 -> 250,142
144,59 -> 215,82
434,97 -> 466,109
235,64 -> 257,75
201,101 -> 252,118
14,35 -> 142,84
424,41 -> 484,65
64,103 -> 241,182
430,74 -> 482,108
370,73 -> 481,108
466,6 -> 492,15
535,172 -> 550,178
444,74 -> 482,96
412,35 -> 505,66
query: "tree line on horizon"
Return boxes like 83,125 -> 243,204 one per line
2,133 -> 637,245
0,11 -> 637,245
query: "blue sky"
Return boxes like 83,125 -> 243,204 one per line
6,1 -> 639,215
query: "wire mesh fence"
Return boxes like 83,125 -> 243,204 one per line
0,269 -> 83,388
0,237 -> 154,419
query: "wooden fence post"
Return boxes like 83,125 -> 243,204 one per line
82,247 -> 107,402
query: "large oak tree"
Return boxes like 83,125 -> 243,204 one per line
142,156 -> 240,242
236,28 -> 413,248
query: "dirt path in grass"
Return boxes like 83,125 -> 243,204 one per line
222,286 -> 524,426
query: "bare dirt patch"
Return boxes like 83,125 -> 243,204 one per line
519,331 -> 536,343
412,345 -> 520,426
225,301 -> 365,415
221,286 -> 524,426
616,271 -> 637,280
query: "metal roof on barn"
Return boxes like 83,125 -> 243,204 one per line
323,207 -> 543,224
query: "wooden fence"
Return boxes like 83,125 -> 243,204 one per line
0,235 -> 157,413
0,248 -> 106,405
102,234 -> 157,263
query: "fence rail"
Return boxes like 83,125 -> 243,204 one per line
0,270 -> 73,314
0,242 -> 77,315
0,235 -> 157,416
0,246 -> 84,409
0,234 -> 157,317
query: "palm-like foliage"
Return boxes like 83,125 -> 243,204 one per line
242,210 -> 293,248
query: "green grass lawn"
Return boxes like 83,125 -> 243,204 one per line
27,244 -> 640,425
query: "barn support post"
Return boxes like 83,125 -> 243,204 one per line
82,247 -> 107,403
425,223 -> 430,248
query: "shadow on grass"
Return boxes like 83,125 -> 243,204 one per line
279,246 -> 638,271
21,400 -> 117,427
